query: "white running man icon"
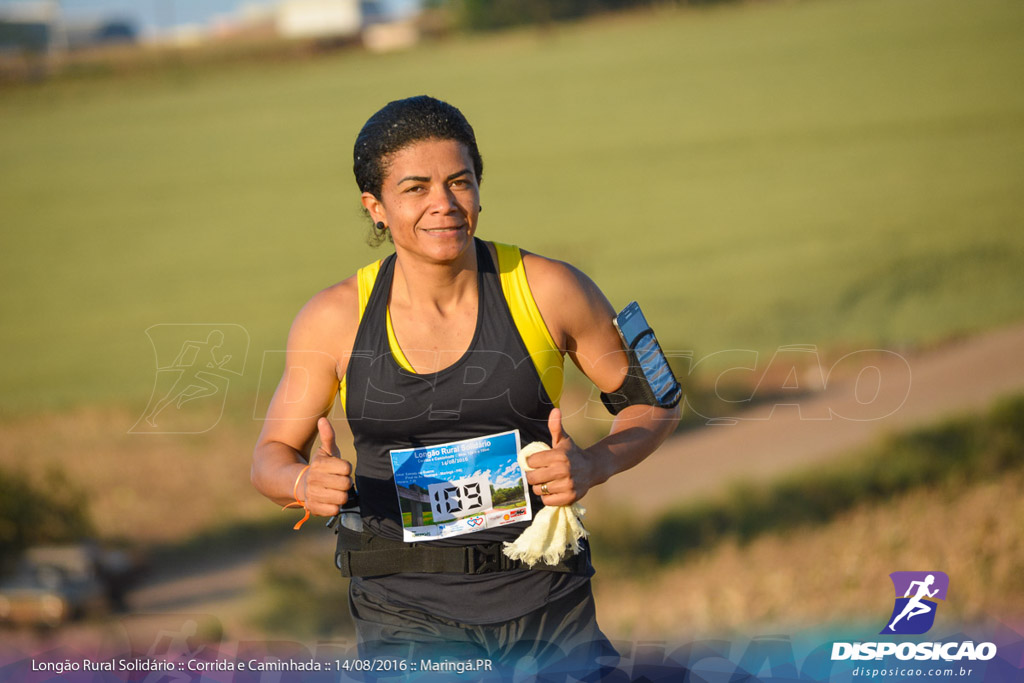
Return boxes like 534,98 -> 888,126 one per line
888,574 -> 939,631
144,330 -> 232,426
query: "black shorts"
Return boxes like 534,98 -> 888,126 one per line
349,578 -> 619,681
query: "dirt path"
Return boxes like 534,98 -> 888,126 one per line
587,322 -> 1024,520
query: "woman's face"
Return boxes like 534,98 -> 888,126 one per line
362,138 -> 481,264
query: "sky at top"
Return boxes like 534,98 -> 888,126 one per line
0,0 -> 423,34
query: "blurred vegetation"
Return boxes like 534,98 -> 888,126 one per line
0,465 -> 94,568
252,531 -> 355,639
594,393 -> 1024,566
146,516 -> 296,570
595,467 -> 1024,636
446,0 -> 721,32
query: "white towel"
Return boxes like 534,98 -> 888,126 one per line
502,441 -> 588,567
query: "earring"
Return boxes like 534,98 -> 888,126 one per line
478,206 -> 483,213
375,221 -> 387,231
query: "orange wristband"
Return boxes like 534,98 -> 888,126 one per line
282,464 -> 311,530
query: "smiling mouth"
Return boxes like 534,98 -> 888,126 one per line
421,225 -> 465,233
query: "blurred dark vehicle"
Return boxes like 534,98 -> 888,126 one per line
0,543 -> 144,628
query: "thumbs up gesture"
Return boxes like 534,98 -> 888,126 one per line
302,417 -> 354,517
523,408 -> 598,506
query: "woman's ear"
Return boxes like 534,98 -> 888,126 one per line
361,192 -> 385,224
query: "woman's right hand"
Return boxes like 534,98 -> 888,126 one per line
303,417 -> 354,516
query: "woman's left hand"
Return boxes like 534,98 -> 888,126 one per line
524,408 -> 602,506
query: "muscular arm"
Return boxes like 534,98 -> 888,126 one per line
905,580 -> 930,598
250,279 -> 358,516
521,253 -> 682,505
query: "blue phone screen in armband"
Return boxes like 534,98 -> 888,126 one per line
614,301 -> 681,406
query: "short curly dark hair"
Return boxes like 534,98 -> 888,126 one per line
353,96 -> 484,245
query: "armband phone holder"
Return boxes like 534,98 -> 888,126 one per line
601,301 -> 682,415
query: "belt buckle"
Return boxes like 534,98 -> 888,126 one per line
468,544 -> 501,574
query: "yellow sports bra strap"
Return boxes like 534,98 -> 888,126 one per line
339,259 -> 384,412
493,242 -> 564,407
357,260 -> 382,315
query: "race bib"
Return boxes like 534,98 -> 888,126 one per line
389,430 -> 533,542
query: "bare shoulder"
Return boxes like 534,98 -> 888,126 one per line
287,275 -> 360,375
520,250 -> 617,348
520,250 -> 604,299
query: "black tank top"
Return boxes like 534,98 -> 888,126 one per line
345,238 -> 590,623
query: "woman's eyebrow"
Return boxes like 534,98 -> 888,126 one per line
396,169 -> 472,185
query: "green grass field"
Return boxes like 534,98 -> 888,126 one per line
401,510 -> 435,526
1,0 -> 1023,414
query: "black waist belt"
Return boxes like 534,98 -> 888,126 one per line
334,525 -> 588,578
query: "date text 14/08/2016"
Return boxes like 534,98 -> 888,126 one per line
339,659 -> 494,674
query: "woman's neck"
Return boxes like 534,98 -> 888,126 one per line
389,241 -> 479,314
